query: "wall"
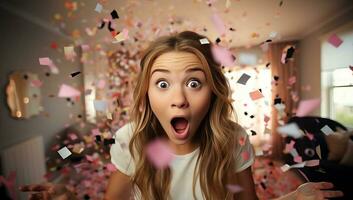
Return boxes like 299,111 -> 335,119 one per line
0,7 -> 84,164
298,6 -> 353,115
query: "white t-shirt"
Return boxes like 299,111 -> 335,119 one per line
110,122 -> 255,200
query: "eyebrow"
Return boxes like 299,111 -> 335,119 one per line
151,67 -> 205,76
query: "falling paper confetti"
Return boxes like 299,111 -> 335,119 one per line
296,98 -> 321,117
58,84 -> 81,98
277,123 -> 303,139
93,100 -> 108,112
320,125 -> 334,136
211,45 -> 235,67
113,28 -> 129,43
327,33 -> 343,48
226,184 -> 243,193
249,90 -> 264,101
64,46 -> 76,60
146,139 -> 174,169
199,38 -> 210,44
237,73 -> 251,85
211,12 -> 226,36
57,146 -> 72,159
95,3 -> 103,13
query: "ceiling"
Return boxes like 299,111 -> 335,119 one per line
2,0 -> 353,48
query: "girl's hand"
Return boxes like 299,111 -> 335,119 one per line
295,182 -> 344,200
19,183 -> 77,200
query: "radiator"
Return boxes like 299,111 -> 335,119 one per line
1,136 -> 46,200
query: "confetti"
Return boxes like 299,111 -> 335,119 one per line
327,33 -> 343,48
296,98 -> 321,117
249,90 -> 264,101
288,76 -> 296,85
39,57 -> 52,66
57,146 -> 72,159
226,184 -> 243,193
199,38 -> 210,44
277,123 -> 303,139
70,71 -> 81,77
211,45 -> 235,67
237,73 -> 251,85
283,140 -> 295,153
146,139 -> 174,169
30,80 -> 43,88
238,53 -> 257,66
64,46 -> 76,60
293,155 -> 302,163
58,84 -> 81,98
94,3 -> 103,13
111,10 -> 119,19
320,125 -> 334,136
106,163 -> 117,172
211,12 -> 226,36
281,46 -> 295,64
93,100 -> 108,112
113,28 -> 129,43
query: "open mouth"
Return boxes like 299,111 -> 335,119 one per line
170,117 -> 189,139
170,117 -> 189,134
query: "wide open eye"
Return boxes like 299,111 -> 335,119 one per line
156,80 -> 169,89
187,79 -> 201,88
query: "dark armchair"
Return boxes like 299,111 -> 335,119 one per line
283,116 -> 353,199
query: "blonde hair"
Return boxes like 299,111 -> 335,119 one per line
128,31 -> 243,199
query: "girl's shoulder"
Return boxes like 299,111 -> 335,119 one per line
113,122 -> 135,142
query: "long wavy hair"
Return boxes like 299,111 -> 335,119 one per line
128,31 -> 243,199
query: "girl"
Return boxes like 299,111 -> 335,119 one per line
20,31 -> 344,200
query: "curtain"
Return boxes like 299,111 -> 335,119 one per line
268,41 -> 300,160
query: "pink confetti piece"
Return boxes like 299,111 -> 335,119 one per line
296,98 -> 321,117
306,132 -> 314,141
211,45 -> 235,67
113,28 -> 129,43
283,140 -> 295,154
146,139 -> 174,169
241,151 -> 250,161
249,90 -> 264,101
68,133 -> 78,140
226,184 -> 243,193
81,44 -> 90,52
305,159 -> 320,167
288,76 -> 296,85
293,155 -> 302,163
30,79 -> 43,88
58,84 -> 81,98
264,115 -> 270,123
39,57 -> 53,66
106,163 -> 117,172
86,155 -> 94,162
328,33 -> 343,48
91,128 -> 100,136
211,12 -> 226,36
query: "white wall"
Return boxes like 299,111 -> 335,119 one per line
298,7 -> 353,116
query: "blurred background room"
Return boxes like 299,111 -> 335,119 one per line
0,0 -> 353,199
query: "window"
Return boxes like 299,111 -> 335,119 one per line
224,64 -> 272,147
321,22 -> 353,127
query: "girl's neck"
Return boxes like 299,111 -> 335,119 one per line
168,141 -> 200,155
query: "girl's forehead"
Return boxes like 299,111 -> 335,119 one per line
152,51 -> 203,66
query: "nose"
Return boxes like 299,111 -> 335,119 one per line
171,86 -> 189,109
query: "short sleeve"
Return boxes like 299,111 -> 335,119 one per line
110,122 -> 135,176
234,128 -> 255,173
